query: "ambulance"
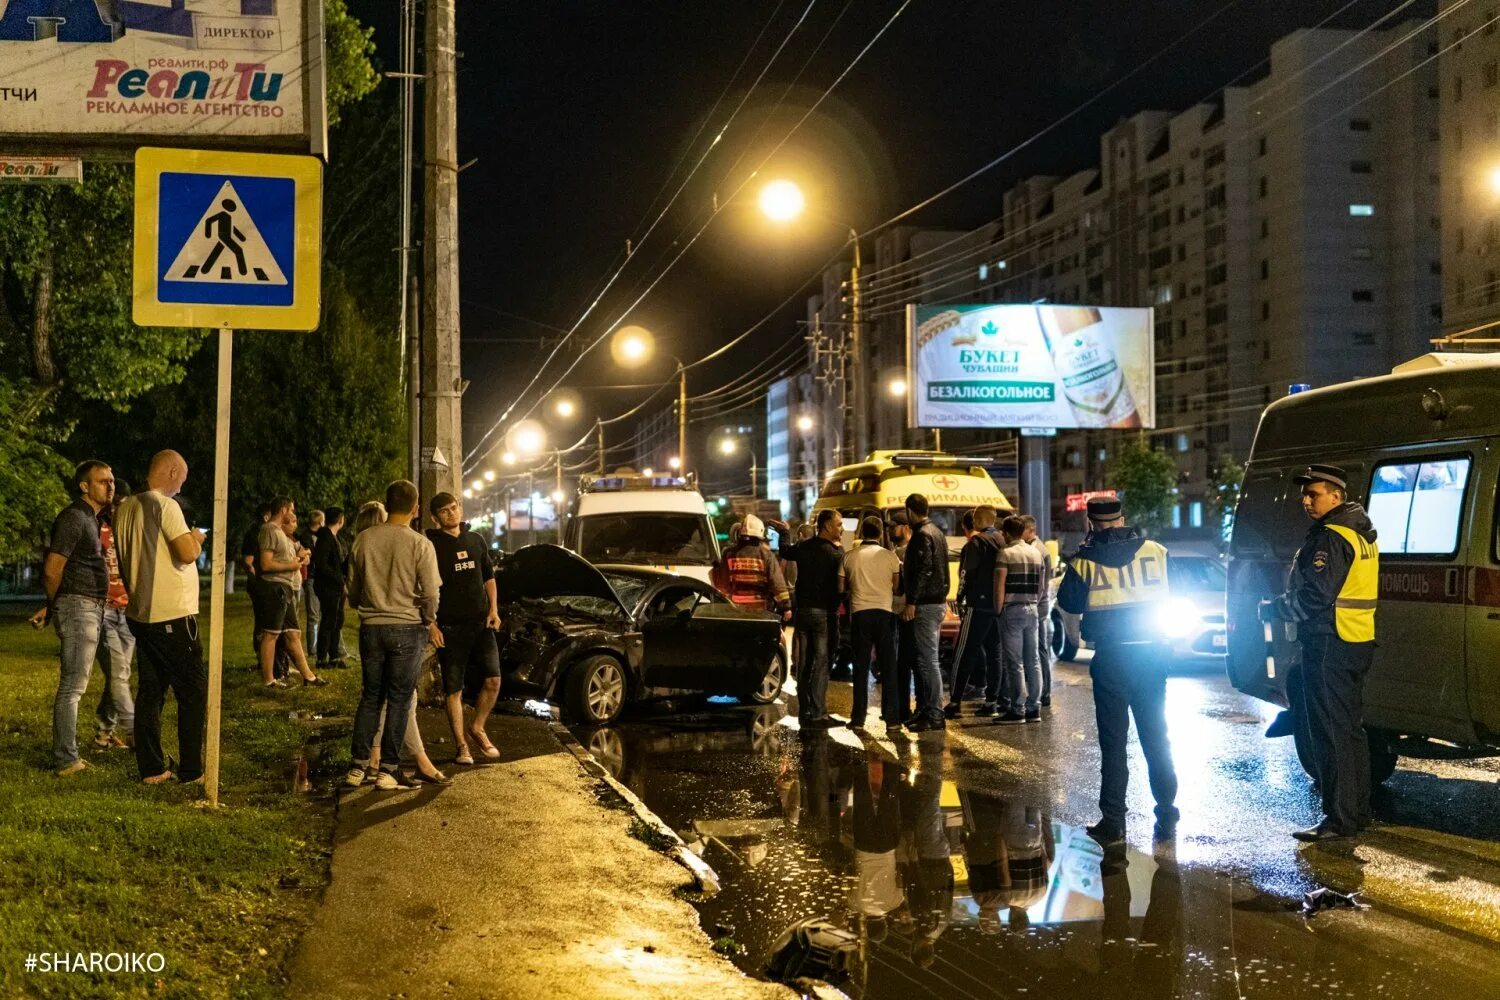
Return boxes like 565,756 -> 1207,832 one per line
813,451 -> 1013,661
1226,353 -> 1500,780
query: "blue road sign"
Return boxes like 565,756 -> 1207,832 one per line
134,148 -> 321,331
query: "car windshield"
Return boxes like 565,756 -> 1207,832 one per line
599,572 -> 650,613
1169,557 -> 1227,592
575,513 -> 714,566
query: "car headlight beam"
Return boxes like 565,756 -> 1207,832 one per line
1156,597 -> 1200,638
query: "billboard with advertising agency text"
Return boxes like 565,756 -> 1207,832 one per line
907,304 -> 1155,430
0,0 -> 326,156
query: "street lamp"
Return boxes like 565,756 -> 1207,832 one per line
483,469 -> 496,482
758,179 -> 806,223
471,478 -> 483,492
508,420 -> 547,460
1489,165 -> 1500,195
463,488 -> 473,499
796,414 -> 814,433
718,434 -> 759,496
668,456 -> 681,470
887,376 -> 908,398
502,451 -> 516,466
760,177 -> 864,465
609,324 -> 688,475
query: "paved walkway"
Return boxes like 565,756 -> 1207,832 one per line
290,709 -> 789,1000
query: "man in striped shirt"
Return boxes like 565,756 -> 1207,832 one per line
993,516 -> 1044,725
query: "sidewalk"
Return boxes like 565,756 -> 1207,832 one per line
289,709 -> 790,1000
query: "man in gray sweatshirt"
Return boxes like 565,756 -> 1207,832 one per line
345,480 -> 443,790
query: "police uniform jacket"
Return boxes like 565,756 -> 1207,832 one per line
1056,526 -> 1169,645
1266,502 -> 1378,642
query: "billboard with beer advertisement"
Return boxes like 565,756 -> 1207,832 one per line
906,304 -> 1155,430
0,0 -> 324,154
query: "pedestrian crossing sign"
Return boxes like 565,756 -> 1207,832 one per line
133,147 -> 322,331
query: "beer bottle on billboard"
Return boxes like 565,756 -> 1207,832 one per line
1036,306 -> 1141,428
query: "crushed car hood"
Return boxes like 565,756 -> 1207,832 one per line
497,543 -> 630,617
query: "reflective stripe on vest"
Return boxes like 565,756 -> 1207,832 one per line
1072,540 -> 1170,611
1325,523 -> 1378,643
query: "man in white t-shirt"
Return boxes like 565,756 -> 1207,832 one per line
843,516 -> 901,728
113,450 -> 206,785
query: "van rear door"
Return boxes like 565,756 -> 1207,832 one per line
1226,468 -> 1309,704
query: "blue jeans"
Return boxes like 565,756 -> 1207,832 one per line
53,595 -> 105,767
1001,602 -> 1040,714
95,606 -> 136,735
351,624 -> 427,773
911,603 -> 946,722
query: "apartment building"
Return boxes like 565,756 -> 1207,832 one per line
1438,0 -> 1500,340
982,23 -> 1440,535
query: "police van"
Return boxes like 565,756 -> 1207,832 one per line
564,470 -> 720,585
1226,353 -> 1500,778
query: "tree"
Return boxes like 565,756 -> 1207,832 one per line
1206,453 -> 1246,551
1107,433 -> 1179,536
0,0 -> 382,556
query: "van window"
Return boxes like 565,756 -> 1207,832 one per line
1368,457 -> 1471,556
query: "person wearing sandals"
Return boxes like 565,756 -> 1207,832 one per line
345,481 -> 444,791
425,493 -> 503,765
253,497 -> 327,689
113,450 -> 208,785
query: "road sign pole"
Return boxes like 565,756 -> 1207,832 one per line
204,325 -> 233,807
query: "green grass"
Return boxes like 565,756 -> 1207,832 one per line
0,593 -> 360,999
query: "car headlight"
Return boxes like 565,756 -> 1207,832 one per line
1156,597 -> 1200,638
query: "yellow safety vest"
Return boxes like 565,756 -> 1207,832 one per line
1325,524 -> 1378,643
1072,539 -> 1171,611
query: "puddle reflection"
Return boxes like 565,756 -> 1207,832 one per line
575,706 -> 1490,999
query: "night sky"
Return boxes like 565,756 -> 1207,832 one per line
356,0 -> 1424,468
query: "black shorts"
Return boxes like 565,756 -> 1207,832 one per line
251,581 -> 300,635
437,622 -> 501,695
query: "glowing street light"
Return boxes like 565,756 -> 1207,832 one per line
508,420 -> 547,459
554,398 -> 576,419
483,469 -> 496,482
642,467 -> 654,476
611,325 -> 655,367
463,488 -> 473,499
550,488 -> 566,504
796,414 -> 814,432
759,179 -> 806,223
719,438 -> 738,456
668,456 -> 682,470
471,478 -> 484,492
502,451 -> 517,466
1489,165 -> 1500,195
887,376 -> 908,398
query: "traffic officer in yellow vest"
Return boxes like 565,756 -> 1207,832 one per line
1261,464 -> 1379,842
1057,495 -> 1178,847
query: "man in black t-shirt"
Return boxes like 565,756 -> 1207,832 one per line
769,509 -> 844,729
427,493 -> 503,764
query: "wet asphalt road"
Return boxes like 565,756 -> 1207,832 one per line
571,655 -> 1500,999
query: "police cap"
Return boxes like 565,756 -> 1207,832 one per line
1086,496 -> 1123,520
1292,463 -> 1347,489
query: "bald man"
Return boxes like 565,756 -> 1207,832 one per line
113,450 -> 208,786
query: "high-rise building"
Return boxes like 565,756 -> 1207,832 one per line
1438,1 -> 1500,342
985,23 -> 1440,536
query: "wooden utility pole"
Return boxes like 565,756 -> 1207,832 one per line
421,0 -> 463,502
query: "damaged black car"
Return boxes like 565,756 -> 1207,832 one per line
495,544 -> 788,725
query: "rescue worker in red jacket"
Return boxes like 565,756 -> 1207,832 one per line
712,515 -> 791,615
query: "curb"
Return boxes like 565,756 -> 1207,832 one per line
548,721 -> 722,895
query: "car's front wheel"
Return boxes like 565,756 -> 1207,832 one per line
564,654 -> 628,725
745,649 -> 788,705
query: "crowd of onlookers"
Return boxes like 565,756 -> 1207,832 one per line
713,493 -> 1055,734
39,454 -> 506,791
